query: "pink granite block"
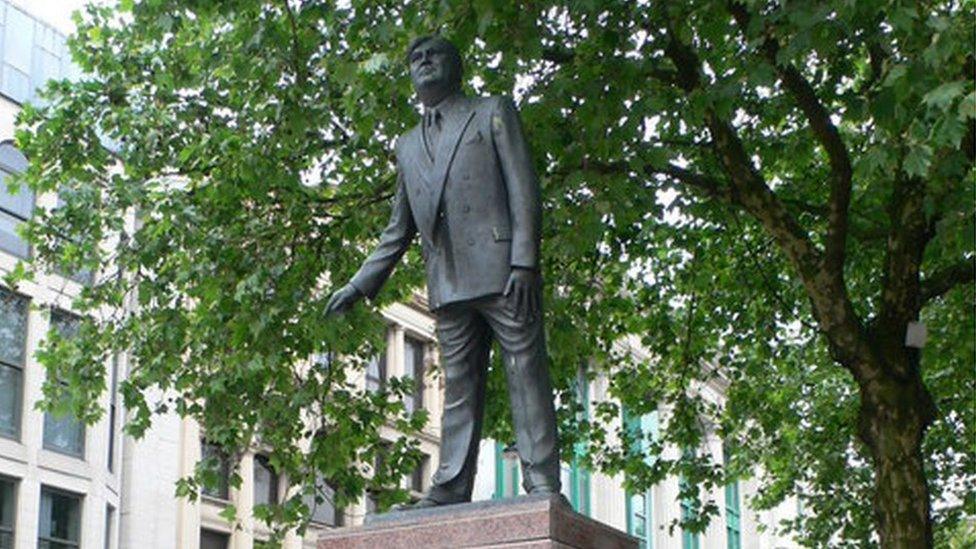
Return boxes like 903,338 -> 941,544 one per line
318,494 -> 637,549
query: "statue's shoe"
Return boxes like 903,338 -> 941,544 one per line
392,496 -> 440,511
528,486 -> 571,506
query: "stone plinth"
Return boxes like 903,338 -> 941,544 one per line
317,494 -> 637,549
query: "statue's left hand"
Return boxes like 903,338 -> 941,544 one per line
325,283 -> 363,317
504,267 -> 541,320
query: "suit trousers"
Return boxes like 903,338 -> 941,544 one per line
428,293 -> 560,503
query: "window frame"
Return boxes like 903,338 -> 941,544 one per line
199,528 -> 230,549
107,356 -> 119,472
0,475 -> 17,547
200,439 -> 232,501
305,474 -> 343,528
410,453 -> 429,494
252,454 -> 279,507
724,445 -> 741,549
365,352 -> 387,394
403,336 -> 426,413
41,309 -> 86,459
0,288 -> 29,441
493,442 -> 520,500
37,485 -> 83,549
0,142 -> 33,259
623,408 -> 658,549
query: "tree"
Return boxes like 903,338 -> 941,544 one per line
13,0 -> 972,546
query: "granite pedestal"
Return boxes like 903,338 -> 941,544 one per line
317,494 -> 638,549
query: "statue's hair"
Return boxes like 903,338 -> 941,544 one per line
405,35 -> 463,82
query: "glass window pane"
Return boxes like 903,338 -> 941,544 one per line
411,454 -> 429,493
38,488 -> 81,546
3,8 -> 33,74
0,290 -> 24,440
199,529 -> 229,549
365,352 -> 386,393
0,290 -> 27,366
200,441 -> 229,500
42,412 -> 84,457
403,337 -> 424,413
0,365 -> 21,440
50,310 -> 80,339
0,476 -> 15,549
0,171 -> 32,220
253,455 -> 277,506
104,504 -> 114,549
43,310 -> 85,457
0,211 -> 28,258
0,146 -> 28,174
305,475 -> 340,527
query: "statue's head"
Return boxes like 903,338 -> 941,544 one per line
406,35 -> 462,106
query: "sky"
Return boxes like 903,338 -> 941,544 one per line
11,0 -> 113,34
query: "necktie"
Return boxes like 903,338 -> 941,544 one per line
425,107 -> 442,159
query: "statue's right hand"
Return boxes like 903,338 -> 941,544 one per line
325,284 -> 363,317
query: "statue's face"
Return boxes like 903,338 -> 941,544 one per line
409,39 -> 458,97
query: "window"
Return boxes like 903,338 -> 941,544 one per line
103,504 -> 114,549
0,477 -> 15,548
365,352 -> 386,393
42,310 -> 85,457
253,455 -> 278,507
2,8 -> 34,102
0,290 -> 27,440
199,529 -> 229,549
624,409 -> 658,549
53,190 -> 93,285
200,440 -> 231,500
38,487 -> 81,549
410,454 -> 429,494
724,446 -> 741,549
680,448 -> 700,549
628,492 -> 651,549
0,144 -> 32,258
403,337 -> 425,413
366,444 -> 388,514
304,475 -> 342,527
107,357 -> 119,472
493,443 -> 520,499
312,351 -> 334,372
563,368 -> 590,515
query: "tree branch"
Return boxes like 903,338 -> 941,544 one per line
659,13 -> 876,378
280,0 -> 306,86
728,1 -> 853,274
542,46 -> 678,84
643,162 -> 735,203
920,258 -> 976,304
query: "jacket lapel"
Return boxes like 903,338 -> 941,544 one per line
407,129 -> 435,191
428,101 -> 476,234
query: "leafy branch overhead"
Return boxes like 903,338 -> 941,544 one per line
11,0 -> 973,546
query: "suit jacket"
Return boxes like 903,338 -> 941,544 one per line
350,94 -> 541,310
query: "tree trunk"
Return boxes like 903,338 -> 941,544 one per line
857,348 -> 936,548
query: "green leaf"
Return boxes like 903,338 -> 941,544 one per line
958,91 -> 976,120
904,145 -> 933,178
922,80 -> 966,110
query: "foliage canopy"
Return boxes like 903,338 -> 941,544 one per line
13,0 -> 973,545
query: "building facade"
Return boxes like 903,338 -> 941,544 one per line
0,2 -> 799,547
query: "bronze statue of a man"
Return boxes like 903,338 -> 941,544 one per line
326,35 -> 560,507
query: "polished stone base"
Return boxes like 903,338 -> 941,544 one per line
317,493 -> 637,549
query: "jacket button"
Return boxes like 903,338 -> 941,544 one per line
467,238 -> 475,246
463,173 -> 470,180
463,205 -> 471,213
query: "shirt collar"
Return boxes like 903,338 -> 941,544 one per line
425,92 -> 464,117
